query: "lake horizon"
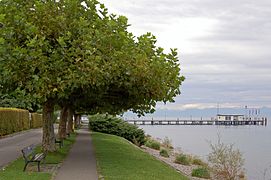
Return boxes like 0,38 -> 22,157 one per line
139,117 -> 271,180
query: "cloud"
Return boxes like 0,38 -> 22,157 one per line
156,102 -> 244,110
100,0 -> 271,111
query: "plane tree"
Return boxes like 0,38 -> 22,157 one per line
0,0 -> 184,152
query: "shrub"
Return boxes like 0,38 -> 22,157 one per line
31,113 -> 43,128
145,139 -> 161,150
89,114 -> 145,146
174,154 -> 191,165
192,167 -> 211,179
160,149 -> 169,158
208,135 -> 245,180
0,108 -> 30,136
192,157 -> 208,167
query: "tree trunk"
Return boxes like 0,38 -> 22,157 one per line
58,106 -> 68,140
42,100 -> 56,152
74,114 -> 81,129
67,107 -> 74,134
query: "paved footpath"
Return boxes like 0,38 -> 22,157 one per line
0,128 -> 42,169
54,127 -> 98,180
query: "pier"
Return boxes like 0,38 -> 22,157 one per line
126,118 -> 267,126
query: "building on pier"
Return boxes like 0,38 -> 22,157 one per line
216,114 -> 244,121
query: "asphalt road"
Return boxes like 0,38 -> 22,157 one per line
0,128 -> 42,169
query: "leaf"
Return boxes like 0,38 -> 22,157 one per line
57,37 -> 66,47
100,4 -> 105,9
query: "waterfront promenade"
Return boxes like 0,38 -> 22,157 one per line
54,126 -> 98,180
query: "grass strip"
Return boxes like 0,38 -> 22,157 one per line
92,132 -> 189,180
0,133 -> 76,180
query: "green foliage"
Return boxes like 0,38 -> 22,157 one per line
145,139 -> 161,150
0,108 -> 29,136
0,89 -> 40,112
208,135 -> 245,180
174,154 -> 191,166
192,157 -> 208,167
159,149 -> 170,158
0,0 -> 184,117
88,114 -> 145,146
92,132 -> 189,180
191,167 -> 211,179
31,113 -> 42,128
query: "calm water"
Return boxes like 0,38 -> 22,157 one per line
141,123 -> 271,180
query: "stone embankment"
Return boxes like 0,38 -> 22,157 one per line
142,142 -> 209,180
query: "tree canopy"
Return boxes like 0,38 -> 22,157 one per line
0,0 -> 184,151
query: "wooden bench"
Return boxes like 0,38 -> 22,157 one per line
21,144 -> 46,172
55,138 -> 63,148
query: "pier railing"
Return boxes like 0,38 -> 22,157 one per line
125,118 -> 267,126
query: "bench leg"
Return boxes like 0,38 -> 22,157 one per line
38,161 -> 41,172
23,162 -> 28,171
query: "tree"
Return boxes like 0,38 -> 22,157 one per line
0,0 -> 184,152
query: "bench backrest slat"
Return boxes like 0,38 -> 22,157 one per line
21,144 -> 35,161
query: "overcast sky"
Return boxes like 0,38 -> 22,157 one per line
100,0 -> 271,110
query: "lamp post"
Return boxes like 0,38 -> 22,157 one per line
245,105 -> 248,120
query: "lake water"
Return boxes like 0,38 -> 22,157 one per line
140,122 -> 271,180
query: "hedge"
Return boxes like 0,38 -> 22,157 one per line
0,108 -> 30,136
89,114 -> 146,146
0,108 -> 43,136
31,113 -> 43,128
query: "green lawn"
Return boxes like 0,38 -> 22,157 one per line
0,133 -> 76,180
92,132 -> 189,180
